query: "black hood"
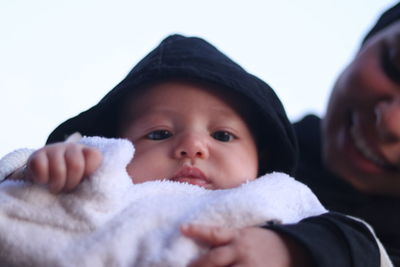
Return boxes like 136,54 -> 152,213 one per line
47,34 -> 298,175
362,2 -> 400,45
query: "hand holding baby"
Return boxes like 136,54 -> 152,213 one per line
181,224 -> 312,267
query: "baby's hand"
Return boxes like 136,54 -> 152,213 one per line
13,142 -> 102,193
181,224 -> 312,267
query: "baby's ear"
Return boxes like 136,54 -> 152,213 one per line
65,132 -> 83,143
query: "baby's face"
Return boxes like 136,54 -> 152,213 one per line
119,81 -> 259,189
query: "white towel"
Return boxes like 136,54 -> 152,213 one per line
0,136 -> 327,267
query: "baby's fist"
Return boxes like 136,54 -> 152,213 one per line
26,143 -> 102,193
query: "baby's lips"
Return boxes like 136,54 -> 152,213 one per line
171,166 -> 208,181
170,166 -> 212,188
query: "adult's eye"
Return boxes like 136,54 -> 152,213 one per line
211,131 -> 235,142
381,42 -> 400,83
146,130 -> 172,140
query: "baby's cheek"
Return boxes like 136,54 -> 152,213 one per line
125,162 -> 136,182
126,160 -> 148,183
127,159 -> 161,184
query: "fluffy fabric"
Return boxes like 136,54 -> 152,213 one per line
0,136 -> 326,267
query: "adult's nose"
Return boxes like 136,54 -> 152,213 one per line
375,97 -> 400,142
173,133 -> 209,160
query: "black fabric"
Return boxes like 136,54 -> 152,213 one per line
363,2 -> 400,44
293,114 -> 400,266
266,212 -> 380,267
46,34 -> 297,175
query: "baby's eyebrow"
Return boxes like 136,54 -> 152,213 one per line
139,107 -> 177,116
135,110 -> 172,120
129,112 -> 172,127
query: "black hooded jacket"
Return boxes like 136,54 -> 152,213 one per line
46,35 -> 380,266
47,34 -> 297,176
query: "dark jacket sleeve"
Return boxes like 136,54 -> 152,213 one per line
265,212 -> 380,267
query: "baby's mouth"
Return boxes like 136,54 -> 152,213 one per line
170,166 -> 211,188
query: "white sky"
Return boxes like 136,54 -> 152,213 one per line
0,0 -> 397,157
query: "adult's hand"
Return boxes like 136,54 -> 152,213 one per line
181,224 -> 312,267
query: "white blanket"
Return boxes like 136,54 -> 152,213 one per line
0,136 -> 327,267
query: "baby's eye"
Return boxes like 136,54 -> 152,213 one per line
211,131 -> 235,142
146,130 -> 172,140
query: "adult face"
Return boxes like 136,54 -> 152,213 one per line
119,81 -> 259,189
322,21 -> 400,196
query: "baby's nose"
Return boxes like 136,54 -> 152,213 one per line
375,97 -> 400,142
174,133 -> 209,160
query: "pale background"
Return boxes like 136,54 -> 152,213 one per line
0,0 -> 397,157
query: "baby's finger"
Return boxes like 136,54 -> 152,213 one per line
26,149 -> 50,184
82,147 -> 102,176
189,245 -> 237,267
47,148 -> 67,193
63,145 -> 85,192
181,224 -> 236,246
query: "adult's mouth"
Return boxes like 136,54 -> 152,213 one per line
170,166 -> 212,188
350,123 -> 396,170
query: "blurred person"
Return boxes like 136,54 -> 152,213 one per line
293,2 -> 400,265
